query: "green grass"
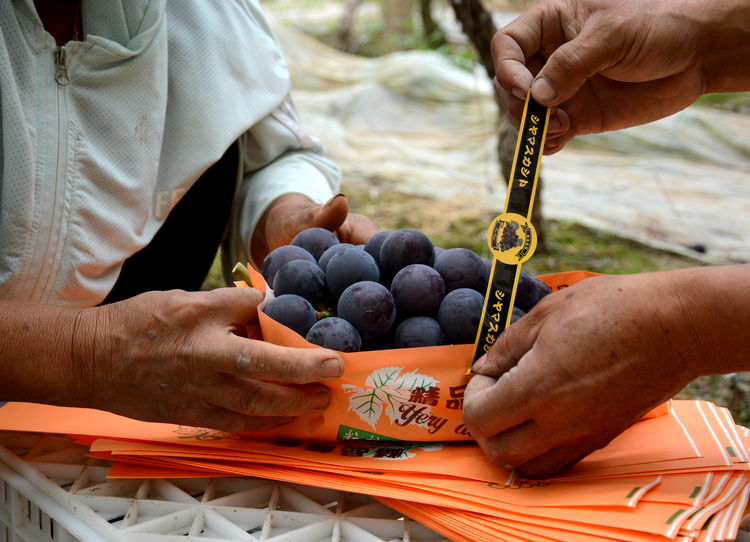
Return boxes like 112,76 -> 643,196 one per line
200,249 -> 226,291
340,185 -> 706,274
695,92 -> 750,113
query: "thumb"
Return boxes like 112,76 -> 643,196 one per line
473,312 -> 540,377
308,193 -> 349,233
283,193 -> 348,236
531,26 -> 620,106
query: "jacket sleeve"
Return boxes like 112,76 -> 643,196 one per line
223,95 -> 340,279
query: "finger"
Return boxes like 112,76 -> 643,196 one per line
532,25 -> 624,107
340,214 -> 381,246
222,335 -> 345,383
476,412 -> 629,477
202,286 -> 264,326
177,408 -> 296,434
492,30 -> 534,98
213,376 -> 332,418
515,445 -> 594,480
463,358 -> 541,439
543,137 -> 563,155
543,133 -> 572,155
307,193 -> 349,232
271,194 -> 349,247
473,314 -> 540,377
544,111 -> 575,155
474,419 -> 543,470
547,109 -> 568,138
474,420 -> 599,475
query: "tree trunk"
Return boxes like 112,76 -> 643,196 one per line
420,0 -> 447,48
448,0 -> 547,252
339,0 -> 365,51
383,0 -> 415,36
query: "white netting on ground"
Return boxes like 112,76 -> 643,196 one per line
270,19 -> 750,264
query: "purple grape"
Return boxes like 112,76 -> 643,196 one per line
363,231 -> 392,268
437,288 -> 484,344
379,229 -> 435,276
511,306 -> 526,325
393,317 -> 445,349
291,228 -> 339,262
318,243 -> 355,273
337,281 -> 396,340
263,294 -> 318,337
477,258 -> 492,294
433,248 -> 488,294
535,277 -> 552,301
261,245 -> 316,289
483,258 -> 492,279
326,248 -> 380,299
390,264 -> 445,318
434,247 -> 446,260
514,271 -> 540,312
272,259 -> 328,305
306,318 -> 362,353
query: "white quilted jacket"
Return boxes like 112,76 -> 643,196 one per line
0,0 -> 338,307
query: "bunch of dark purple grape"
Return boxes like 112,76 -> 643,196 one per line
499,221 -> 521,252
259,227 -> 551,352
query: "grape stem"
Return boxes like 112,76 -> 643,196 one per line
232,262 -> 255,288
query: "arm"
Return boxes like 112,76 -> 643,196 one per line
2,287 -> 346,431
492,0 -> 750,154
463,264 -> 750,478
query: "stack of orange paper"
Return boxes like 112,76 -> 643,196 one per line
0,400 -> 748,542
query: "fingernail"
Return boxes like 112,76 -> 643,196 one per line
319,358 -> 343,379
548,115 -> 563,134
531,76 -> 556,104
472,354 -> 487,372
545,138 -> 559,149
324,193 -> 346,209
502,464 -> 515,471
511,87 -> 527,101
314,391 -> 331,410
278,416 -> 294,426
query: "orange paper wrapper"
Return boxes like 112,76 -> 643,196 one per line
236,267 -> 665,442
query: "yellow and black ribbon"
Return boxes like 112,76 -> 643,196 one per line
469,92 -> 551,371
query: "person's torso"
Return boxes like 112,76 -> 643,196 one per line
0,0 -> 290,307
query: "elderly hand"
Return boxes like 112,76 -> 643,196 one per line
251,193 -> 380,265
492,0 -> 750,153
463,266 -> 750,478
73,286 -> 346,431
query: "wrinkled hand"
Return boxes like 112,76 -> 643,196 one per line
252,193 -> 380,264
493,0 -> 750,153
462,272 -> 700,479
76,287 -> 345,431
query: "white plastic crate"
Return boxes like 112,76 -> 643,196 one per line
0,432 -> 450,542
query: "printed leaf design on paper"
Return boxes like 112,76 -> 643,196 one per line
343,366 -> 439,429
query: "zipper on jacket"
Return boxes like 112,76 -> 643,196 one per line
26,45 -> 70,302
53,46 -> 69,86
